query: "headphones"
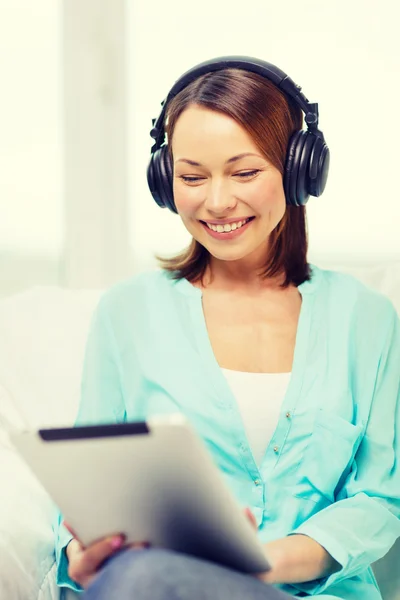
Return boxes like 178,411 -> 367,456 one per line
147,56 -> 330,212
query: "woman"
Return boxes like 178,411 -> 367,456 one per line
54,57 -> 400,599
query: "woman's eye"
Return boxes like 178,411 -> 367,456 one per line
179,170 -> 260,184
235,170 -> 260,179
179,175 -> 204,183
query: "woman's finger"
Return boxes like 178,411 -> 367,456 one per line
63,520 -> 79,539
244,507 -> 258,529
68,534 -> 125,588
126,541 -> 151,550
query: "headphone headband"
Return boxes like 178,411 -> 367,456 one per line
150,55 -> 320,152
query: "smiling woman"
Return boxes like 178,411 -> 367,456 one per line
54,57 -> 400,600
156,68 -> 309,287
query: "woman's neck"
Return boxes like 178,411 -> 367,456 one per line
197,262 -> 288,295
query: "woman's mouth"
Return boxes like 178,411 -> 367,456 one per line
199,217 -> 255,240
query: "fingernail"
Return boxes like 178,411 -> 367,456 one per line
63,521 -> 74,535
110,536 -> 123,549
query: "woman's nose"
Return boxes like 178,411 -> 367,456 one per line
204,180 -> 237,214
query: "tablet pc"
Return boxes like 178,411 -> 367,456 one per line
10,414 -> 270,574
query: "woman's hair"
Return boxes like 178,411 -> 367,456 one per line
156,68 -> 311,288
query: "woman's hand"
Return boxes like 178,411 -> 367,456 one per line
244,507 -> 258,529
64,521 -> 148,589
243,508 -> 339,585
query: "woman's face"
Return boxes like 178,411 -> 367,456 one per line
171,105 -> 286,269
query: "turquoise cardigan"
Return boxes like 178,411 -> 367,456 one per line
54,264 -> 400,599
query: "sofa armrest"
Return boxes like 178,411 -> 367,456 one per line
0,436 -> 61,599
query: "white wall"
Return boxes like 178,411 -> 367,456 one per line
127,0 -> 400,271
0,0 -> 63,256
0,0 -> 63,296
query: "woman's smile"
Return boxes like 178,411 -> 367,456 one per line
199,216 -> 255,240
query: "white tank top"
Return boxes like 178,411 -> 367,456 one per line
221,368 -> 291,466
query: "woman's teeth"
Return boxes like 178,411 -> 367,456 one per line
205,218 -> 250,233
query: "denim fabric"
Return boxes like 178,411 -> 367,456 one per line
83,549 -> 293,600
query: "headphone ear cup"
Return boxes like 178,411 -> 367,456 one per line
309,136 -> 330,197
284,130 -> 330,206
284,130 -> 306,207
159,145 -> 176,212
147,145 -> 176,212
147,149 -> 166,208
295,132 -> 316,206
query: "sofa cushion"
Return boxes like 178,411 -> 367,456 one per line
0,406 -> 60,600
0,286 -> 101,431
0,287 -> 101,599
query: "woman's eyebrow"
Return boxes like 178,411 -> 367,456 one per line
175,152 -> 264,167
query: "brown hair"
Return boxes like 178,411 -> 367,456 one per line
156,68 -> 311,288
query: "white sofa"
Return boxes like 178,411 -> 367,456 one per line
0,262 -> 399,600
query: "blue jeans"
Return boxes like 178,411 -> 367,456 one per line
83,548 -> 293,600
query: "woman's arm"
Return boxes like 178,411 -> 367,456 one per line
260,534 -> 340,584
271,299 -> 400,594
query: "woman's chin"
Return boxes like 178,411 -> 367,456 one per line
201,243 -> 256,263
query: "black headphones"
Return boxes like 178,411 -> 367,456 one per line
147,56 -> 330,213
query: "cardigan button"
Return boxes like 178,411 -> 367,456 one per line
286,412 -> 291,419
273,446 -> 279,453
